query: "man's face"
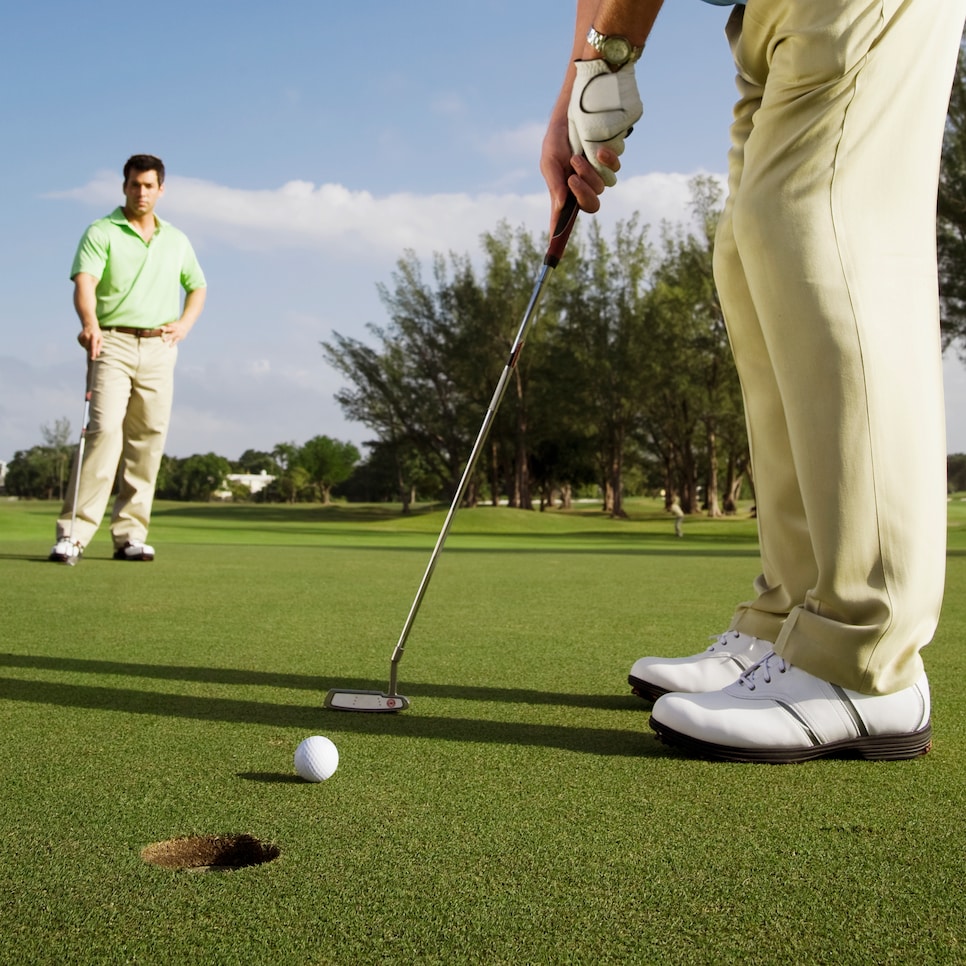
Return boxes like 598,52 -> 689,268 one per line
122,169 -> 164,216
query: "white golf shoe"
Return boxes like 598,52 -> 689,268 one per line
628,630 -> 774,701
649,652 -> 932,763
49,538 -> 82,563
113,540 -> 155,561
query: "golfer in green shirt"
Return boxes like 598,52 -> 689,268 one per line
51,154 -> 207,563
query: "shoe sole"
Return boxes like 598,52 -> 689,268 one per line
113,552 -> 155,561
628,674 -> 668,702
649,717 -> 932,764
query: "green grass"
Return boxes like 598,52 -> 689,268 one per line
2,497 -> 965,964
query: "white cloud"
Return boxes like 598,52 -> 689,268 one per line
48,168 -> 722,261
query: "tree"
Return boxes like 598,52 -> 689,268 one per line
949,453 -> 966,493
335,440 -> 432,506
324,249 -> 495,508
271,442 -> 301,473
298,435 -> 360,504
156,454 -> 176,498
157,453 -> 231,501
470,222 -> 552,509
265,464 -> 311,504
529,431 -> 598,510
40,418 -> 74,502
642,177 -> 747,517
234,449 -> 281,475
5,419 -> 76,500
5,446 -> 63,499
939,40 -> 966,360
549,215 -> 655,517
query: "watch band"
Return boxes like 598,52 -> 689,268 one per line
586,26 -> 644,68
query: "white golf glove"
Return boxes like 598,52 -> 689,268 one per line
568,59 -> 643,187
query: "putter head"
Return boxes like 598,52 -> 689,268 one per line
323,689 -> 410,712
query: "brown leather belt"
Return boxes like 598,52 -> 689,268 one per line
102,326 -> 165,338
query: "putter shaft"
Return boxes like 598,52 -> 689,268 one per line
386,195 -> 580,695
325,195 -> 579,712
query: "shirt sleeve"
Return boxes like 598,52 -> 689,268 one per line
70,222 -> 110,281
179,238 -> 207,293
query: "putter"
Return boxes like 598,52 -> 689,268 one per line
64,364 -> 94,567
324,194 -> 580,712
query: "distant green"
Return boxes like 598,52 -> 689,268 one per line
2,498 -> 965,965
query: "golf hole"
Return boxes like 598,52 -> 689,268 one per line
141,834 -> 280,872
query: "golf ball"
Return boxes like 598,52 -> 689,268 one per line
294,735 -> 339,782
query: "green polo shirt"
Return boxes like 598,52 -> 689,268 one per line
70,207 -> 207,329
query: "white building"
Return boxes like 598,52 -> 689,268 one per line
225,470 -> 276,495
213,470 -> 277,500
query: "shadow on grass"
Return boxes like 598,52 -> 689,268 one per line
7,555 -> 124,565
238,772 -> 305,784
148,501 -> 763,555
0,675 -> 653,758
153,503 -> 445,525
152,502 -> 760,529
0,532 -> 763,564
0,653 -> 639,710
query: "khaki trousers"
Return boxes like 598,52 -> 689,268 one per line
58,330 -> 177,549
716,0 -> 965,693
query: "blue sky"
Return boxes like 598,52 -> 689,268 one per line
2,0 -> 965,462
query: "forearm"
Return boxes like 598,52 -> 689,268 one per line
556,0 -> 663,109
72,273 -> 105,358
177,286 -> 207,333
72,274 -> 100,334
582,0 -> 663,52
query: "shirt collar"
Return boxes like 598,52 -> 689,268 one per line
109,206 -> 167,233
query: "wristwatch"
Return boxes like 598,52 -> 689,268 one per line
586,26 -> 644,69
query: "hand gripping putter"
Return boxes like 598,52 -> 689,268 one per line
324,195 -> 580,712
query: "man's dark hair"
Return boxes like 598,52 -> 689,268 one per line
123,154 -> 165,186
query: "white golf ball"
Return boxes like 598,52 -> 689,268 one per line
294,735 -> 339,782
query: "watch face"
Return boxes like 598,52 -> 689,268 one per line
600,36 -> 631,65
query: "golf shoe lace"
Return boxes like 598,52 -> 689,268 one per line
706,630 -> 741,653
738,652 -> 787,691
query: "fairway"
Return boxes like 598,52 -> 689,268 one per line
2,498 -> 965,964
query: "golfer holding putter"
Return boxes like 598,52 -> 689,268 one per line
543,0 -> 965,761
50,154 -> 207,564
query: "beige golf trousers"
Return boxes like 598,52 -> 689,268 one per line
58,330 -> 177,549
716,0 -> 966,693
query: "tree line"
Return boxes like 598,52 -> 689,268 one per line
324,176 -> 746,516
3,435 -> 359,505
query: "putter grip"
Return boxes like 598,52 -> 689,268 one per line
545,191 -> 579,268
